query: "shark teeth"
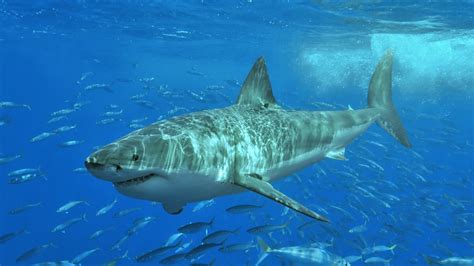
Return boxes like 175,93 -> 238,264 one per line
114,173 -> 154,187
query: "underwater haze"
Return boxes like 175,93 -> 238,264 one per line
1,1 -> 473,265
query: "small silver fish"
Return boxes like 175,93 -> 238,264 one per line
130,117 -> 148,124
102,110 -> 123,117
8,167 -> 41,177
247,223 -> 288,234
370,245 -> 397,254
84,83 -> 111,92
96,198 -> 117,216
0,229 -> 29,243
111,234 -> 130,251
433,257 -> 474,265
96,118 -> 121,125
133,100 -> 156,110
178,218 -> 214,234
113,207 -> 142,218
58,140 -> 84,147
226,204 -> 263,214
130,94 -> 146,100
192,199 -> 215,212
128,123 -> 144,129
9,173 -> 46,184
185,242 -> 223,260
159,253 -> 187,264
139,77 -> 155,83
218,243 -> 256,253
362,245 -> 397,255
76,72 -> 93,84
30,132 -> 56,142
56,200 -> 89,213
202,228 -> 239,244
73,101 -> 91,109
0,154 -> 21,165
128,216 -> 156,235
0,101 -> 31,110
364,257 -> 391,265
165,233 -> 184,246
53,124 -> 77,134
50,108 -> 76,117
349,221 -> 367,234
51,214 -> 87,233
73,167 -> 87,173
257,238 -> 349,266
71,248 -> 100,264
175,239 -> 193,254
89,227 -> 114,240
16,243 -> 55,262
135,241 -> 182,263
48,115 -> 68,123
9,202 -> 42,215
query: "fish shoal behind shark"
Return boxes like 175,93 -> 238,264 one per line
85,50 -> 411,222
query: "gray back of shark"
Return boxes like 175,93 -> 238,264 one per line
85,51 -> 410,222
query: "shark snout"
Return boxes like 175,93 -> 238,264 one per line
84,156 -> 124,182
84,156 -> 100,169
85,157 -> 121,170
84,156 -> 108,171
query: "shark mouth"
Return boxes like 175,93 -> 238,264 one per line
113,173 -> 155,187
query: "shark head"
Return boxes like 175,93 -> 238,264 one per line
84,122 -> 237,215
83,119 -> 226,213
85,135 -> 152,182
84,132 -> 175,201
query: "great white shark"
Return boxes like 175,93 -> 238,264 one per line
85,50 -> 411,222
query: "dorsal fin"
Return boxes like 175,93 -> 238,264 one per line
237,57 -> 276,106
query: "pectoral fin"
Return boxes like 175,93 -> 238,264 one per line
232,174 -> 329,222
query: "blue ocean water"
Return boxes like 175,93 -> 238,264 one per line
1,1 -> 473,265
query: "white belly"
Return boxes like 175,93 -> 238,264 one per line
115,172 -> 244,207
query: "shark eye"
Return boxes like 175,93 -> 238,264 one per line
131,154 -> 140,161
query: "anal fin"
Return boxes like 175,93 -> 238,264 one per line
232,174 -> 329,222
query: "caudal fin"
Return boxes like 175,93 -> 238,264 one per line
368,50 -> 411,148
257,237 -> 271,253
256,237 -> 270,266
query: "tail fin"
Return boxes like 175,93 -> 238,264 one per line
368,50 -> 411,148
256,237 -> 270,266
389,244 -> 397,254
257,237 -> 271,253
